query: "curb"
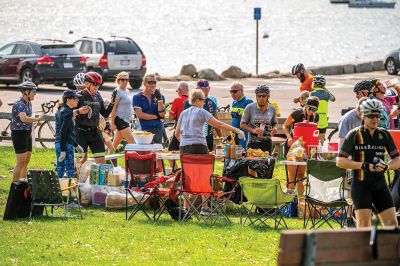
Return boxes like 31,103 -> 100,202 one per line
308,60 -> 384,76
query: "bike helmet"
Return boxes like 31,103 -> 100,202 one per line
18,81 -> 37,92
255,85 -> 270,94
73,72 -> 86,87
312,75 -> 326,88
84,71 -> 102,85
291,63 -> 305,75
359,98 -> 383,116
353,80 -> 373,93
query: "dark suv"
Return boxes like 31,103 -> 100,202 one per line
74,36 -> 146,89
0,39 -> 86,89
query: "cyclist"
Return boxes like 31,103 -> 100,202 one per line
337,98 -> 400,228
168,81 -> 189,151
10,81 -> 43,181
55,89 -> 85,178
240,85 -> 278,153
75,72 -> 114,164
310,75 -> 335,143
73,72 -> 86,92
230,82 -> 253,148
283,96 -> 319,196
291,63 -> 314,93
110,72 -> 134,149
354,80 -> 373,100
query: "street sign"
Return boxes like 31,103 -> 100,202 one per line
254,7 -> 261,20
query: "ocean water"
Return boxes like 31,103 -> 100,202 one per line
0,0 -> 399,76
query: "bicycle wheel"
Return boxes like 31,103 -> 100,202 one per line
327,128 -> 339,142
38,121 -> 56,149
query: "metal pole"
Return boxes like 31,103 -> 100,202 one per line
256,20 -> 259,75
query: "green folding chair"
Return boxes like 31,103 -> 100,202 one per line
27,169 -> 82,219
239,177 -> 295,229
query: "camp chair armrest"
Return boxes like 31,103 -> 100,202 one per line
60,184 -> 78,191
212,174 -> 235,183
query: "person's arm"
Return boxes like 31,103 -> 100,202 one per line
59,110 -> 73,152
336,157 -> 362,170
18,112 -> 41,123
339,137 -> 345,148
337,130 -> 360,169
110,97 -> 120,131
99,94 -> 114,118
208,117 -> 239,134
169,99 -> 177,121
134,108 -> 158,120
175,117 -> 181,141
157,96 -> 166,119
270,107 -> 278,136
283,116 -> 295,145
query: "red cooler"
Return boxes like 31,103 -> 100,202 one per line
389,130 -> 400,151
293,121 -> 319,154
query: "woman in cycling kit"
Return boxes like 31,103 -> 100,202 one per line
75,72 -> 114,164
11,82 -> 43,181
110,71 -> 134,149
337,98 -> 400,228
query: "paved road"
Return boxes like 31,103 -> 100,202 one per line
0,71 -> 395,125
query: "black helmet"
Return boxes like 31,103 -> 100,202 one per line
255,85 -> 270,94
313,75 -> 326,88
353,80 -> 373,93
291,63 -> 305,75
18,81 -> 37,92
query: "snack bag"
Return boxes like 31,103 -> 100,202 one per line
287,137 -> 305,161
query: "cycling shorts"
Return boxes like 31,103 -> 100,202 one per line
318,127 -> 327,134
11,130 -> 32,154
168,133 -> 180,151
351,176 -> 394,213
114,116 -> 130,131
76,127 -> 105,157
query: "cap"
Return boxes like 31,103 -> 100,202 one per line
63,89 -> 81,98
197,79 -> 210,89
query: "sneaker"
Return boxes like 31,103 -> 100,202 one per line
200,208 -> 217,216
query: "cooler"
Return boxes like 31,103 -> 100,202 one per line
124,144 -> 164,174
389,130 -> 400,151
293,121 -> 319,155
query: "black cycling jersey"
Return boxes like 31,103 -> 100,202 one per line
339,126 -> 399,181
75,90 -> 113,128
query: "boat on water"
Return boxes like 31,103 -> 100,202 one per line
348,0 -> 396,8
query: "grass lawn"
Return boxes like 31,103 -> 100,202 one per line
0,146 -> 311,265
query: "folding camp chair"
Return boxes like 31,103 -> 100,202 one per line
27,169 -> 82,219
304,160 -> 349,229
179,154 -> 236,223
239,177 -> 295,229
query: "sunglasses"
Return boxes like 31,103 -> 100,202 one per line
230,90 -> 239,94
256,94 -> 268,98
146,80 -> 157,85
306,106 -> 318,112
119,78 -> 129,82
90,82 -> 100,87
198,98 -> 205,101
365,113 -> 381,119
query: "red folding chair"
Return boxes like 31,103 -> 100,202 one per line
179,154 -> 236,223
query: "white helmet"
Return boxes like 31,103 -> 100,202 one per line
360,98 -> 383,116
73,72 -> 86,87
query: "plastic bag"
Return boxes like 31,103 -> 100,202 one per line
79,182 -> 92,206
287,137 -> 306,161
105,191 -> 141,209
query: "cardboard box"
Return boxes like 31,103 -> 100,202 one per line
107,172 -> 125,186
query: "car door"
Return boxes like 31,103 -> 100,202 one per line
0,43 -> 16,80
8,44 -> 32,80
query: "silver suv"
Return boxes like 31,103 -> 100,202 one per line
74,36 -> 146,89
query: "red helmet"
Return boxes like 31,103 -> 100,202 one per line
84,72 -> 102,85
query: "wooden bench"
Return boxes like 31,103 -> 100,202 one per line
278,228 -> 400,265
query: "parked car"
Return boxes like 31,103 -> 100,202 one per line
384,48 -> 400,75
73,36 -> 146,89
0,39 -> 86,89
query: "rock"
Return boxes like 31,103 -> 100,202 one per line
355,62 -> 373,73
256,70 -> 290,79
197,68 -> 224,81
221,66 -> 251,79
179,64 -> 197,77
371,60 -> 384,71
343,64 -> 355,74
323,65 -> 344,75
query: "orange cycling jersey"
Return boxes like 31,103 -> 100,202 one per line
300,74 -> 314,92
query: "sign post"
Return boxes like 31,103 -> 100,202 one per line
254,7 -> 261,75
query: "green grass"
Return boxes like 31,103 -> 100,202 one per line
0,146 -> 308,265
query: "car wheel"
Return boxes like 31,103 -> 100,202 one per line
385,57 -> 398,75
129,79 -> 143,89
21,68 -> 34,82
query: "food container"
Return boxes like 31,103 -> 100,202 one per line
224,144 -> 231,158
215,145 -> 224,157
99,164 -> 113,185
89,164 -> 100,185
132,132 -> 155,144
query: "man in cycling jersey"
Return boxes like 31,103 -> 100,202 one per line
75,72 -> 114,164
292,63 -> 314,93
337,98 -> 400,228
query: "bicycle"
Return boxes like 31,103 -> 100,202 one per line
217,104 -> 231,113
37,100 -> 59,149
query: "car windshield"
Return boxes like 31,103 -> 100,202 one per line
105,40 -> 140,55
41,45 -> 81,56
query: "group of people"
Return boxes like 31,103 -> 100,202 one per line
6,61 -> 400,226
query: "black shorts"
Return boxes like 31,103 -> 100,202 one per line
206,134 -> 214,152
318,127 -> 327,134
76,127 -> 105,157
114,116 -> 130,131
11,130 -> 32,154
168,133 -> 180,151
180,144 -> 209,154
247,138 -> 272,153
351,176 -> 394,213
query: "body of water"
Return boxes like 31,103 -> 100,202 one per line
0,0 -> 399,76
